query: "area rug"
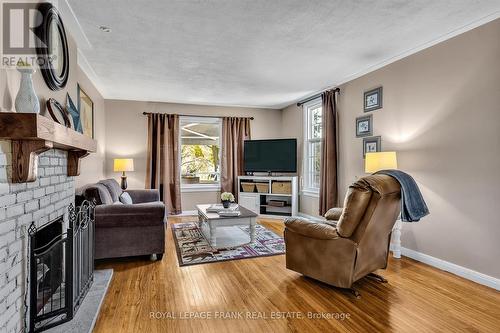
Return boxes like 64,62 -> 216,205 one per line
172,222 -> 285,266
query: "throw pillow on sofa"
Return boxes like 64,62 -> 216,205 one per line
120,192 -> 133,204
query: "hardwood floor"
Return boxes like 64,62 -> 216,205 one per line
94,216 -> 500,333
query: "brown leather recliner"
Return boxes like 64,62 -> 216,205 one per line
284,174 -> 401,294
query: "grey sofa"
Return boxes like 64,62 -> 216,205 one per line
80,179 -> 166,260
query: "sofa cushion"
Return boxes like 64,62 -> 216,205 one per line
119,192 -> 133,204
125,189 -> 160,203
84,183 -> 113,205
98,179 -> 123,202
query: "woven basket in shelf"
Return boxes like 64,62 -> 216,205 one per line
241,182 -> 256,192
255,183 -> 269,193
271,181 -> 292,194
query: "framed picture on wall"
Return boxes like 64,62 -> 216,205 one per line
364,86 -> 383,112
363,136 -> 381,158
77,84 -> 94,138
356,114 -> 372,137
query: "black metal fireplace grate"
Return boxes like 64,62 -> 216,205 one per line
28,200 -> 95,333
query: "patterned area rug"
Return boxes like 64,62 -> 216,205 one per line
172,222 -> 285,266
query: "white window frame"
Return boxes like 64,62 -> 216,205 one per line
302,98 -> 322,196
179,116 -> 222,192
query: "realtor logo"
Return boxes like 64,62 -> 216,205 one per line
1,1 -> 57,68
2,1 -> 44,54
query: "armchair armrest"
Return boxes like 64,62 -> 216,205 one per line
95,202 -> 165,228
125,189 -> 160,203
324,220 -> 338,228
284,217 -> 339,240
324,207 -> 343,221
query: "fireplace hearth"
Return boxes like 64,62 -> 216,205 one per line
28,201 -> 95,333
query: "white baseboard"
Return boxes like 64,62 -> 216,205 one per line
401,247 -> 500,291
177,210 -> 197,216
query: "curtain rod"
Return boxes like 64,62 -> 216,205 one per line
296,87 -> 340,107
142,112 -> 254,120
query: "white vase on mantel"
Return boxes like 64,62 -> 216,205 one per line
15,67 -> 40,114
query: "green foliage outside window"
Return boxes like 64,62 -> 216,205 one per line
181,144 -> 220,183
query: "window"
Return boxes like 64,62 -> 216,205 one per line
180,117 -> 222,190
303,99 -> 322,194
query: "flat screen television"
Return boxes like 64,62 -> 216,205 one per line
244,139 -> 297,173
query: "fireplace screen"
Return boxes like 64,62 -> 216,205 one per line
28,201 -> 95,332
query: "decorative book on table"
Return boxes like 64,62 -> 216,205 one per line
206,204 -> 239,213
218,209 -> 241,217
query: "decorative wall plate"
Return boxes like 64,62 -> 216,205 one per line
47,98 -> 70,127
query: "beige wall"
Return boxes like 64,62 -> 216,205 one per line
75,67 -> 106,187
0,34 -> 106,187
104,100 -> 282,211
281,19 -> 500,279
280,103 -> 321,216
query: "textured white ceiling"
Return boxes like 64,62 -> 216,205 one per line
69,0 -> 500,109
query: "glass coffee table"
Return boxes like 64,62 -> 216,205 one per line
196,204 -> 258,249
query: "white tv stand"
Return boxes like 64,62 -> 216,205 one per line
237,176 -> 298,218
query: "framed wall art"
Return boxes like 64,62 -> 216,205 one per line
364,87 -> 383,112
77,84 -> 94,138
356,114 -> 372,137
363,136 -> 381,158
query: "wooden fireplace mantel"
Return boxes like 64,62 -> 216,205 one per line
0,113 -> 97,182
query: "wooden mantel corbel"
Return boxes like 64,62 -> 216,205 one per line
12,140 -> 53,182
67,150 -> 90,177
0,113 -> 97,183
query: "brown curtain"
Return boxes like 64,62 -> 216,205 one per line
221,117 -> 251,200
319,89 -> 339,215
146,113 -> 182,215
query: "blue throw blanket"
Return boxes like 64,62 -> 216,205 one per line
375,169 -> 429,222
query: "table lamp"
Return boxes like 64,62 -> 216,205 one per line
365,152 -> 398,173
114,158 -> 134,190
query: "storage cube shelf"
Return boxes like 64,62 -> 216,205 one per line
237,176 -> 298,218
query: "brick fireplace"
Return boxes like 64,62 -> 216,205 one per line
0,140 -> 75,332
